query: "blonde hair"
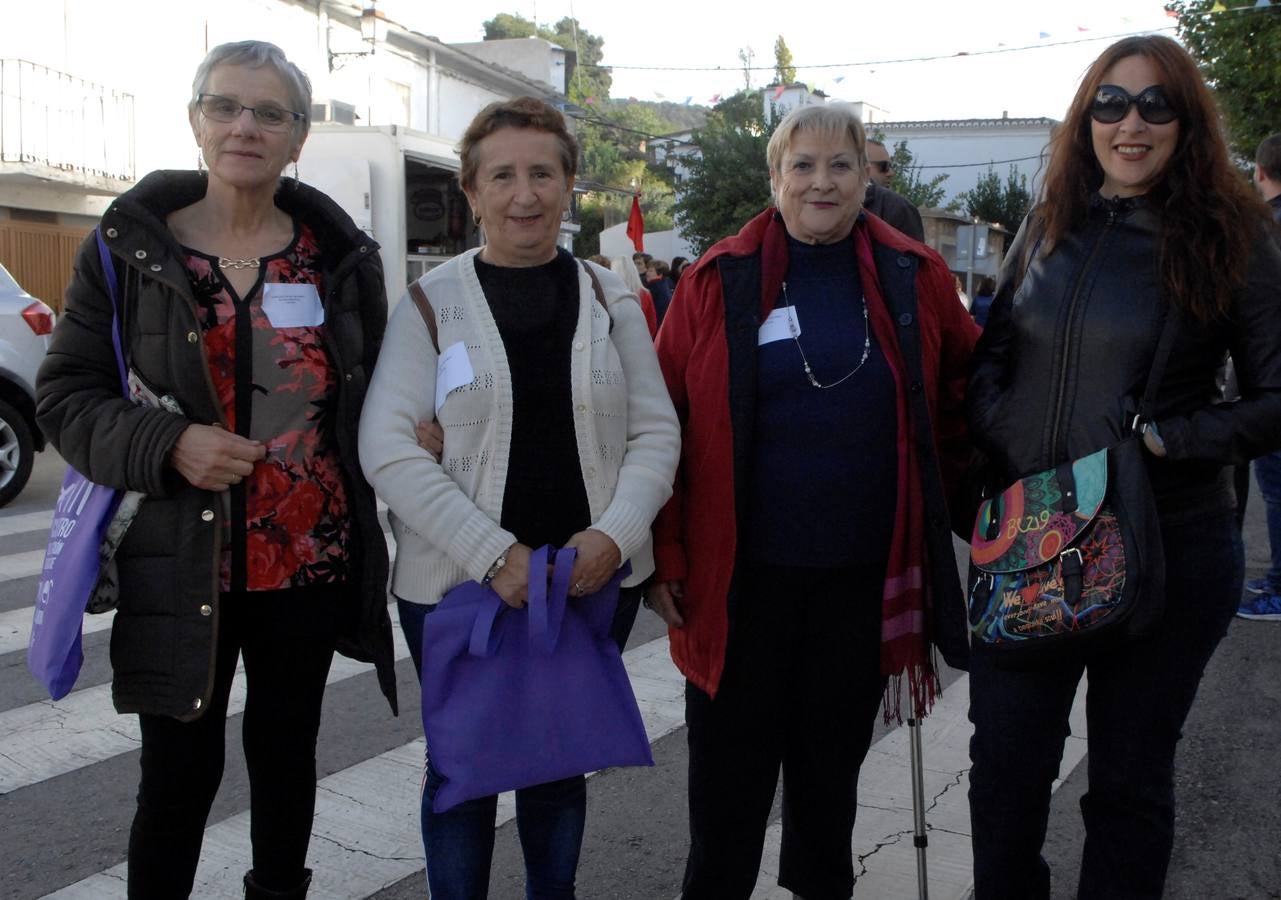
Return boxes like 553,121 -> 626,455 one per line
766,103 -> 868,178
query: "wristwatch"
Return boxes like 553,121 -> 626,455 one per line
482,546 -> 511,584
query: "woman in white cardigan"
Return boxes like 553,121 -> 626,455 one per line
358,96 -> 679,899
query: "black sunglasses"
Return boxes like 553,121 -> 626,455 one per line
1089,84 -> 1177,125
870,160 -> 893,174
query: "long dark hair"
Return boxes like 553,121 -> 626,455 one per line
1038,35 -> 1267,322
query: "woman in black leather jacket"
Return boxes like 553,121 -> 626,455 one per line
966,35 -> 1281,900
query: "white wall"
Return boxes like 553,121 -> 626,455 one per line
877,121 -> 1055,205
599,222 -> 695,265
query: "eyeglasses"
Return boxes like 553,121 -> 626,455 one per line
197,93 -> 304,131
870,160 -> 893,174
1089,84 -> 1177,125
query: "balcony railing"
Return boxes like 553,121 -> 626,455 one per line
0,59 -> 135,186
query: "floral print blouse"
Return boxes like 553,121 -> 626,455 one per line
182,223 -> 350,592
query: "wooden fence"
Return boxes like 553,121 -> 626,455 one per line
0,220 -> 92,312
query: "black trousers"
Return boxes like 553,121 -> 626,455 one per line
968,511 -> 1241,900
681,564 -> 888,900
127,584 -> 341,899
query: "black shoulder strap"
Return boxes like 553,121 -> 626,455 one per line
406,279 -> 439,354
581,261 -> 612,331
1135,305 -> 1183,428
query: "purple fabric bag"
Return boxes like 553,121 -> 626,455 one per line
420,545 -> 653,812
28,230 -> 128,700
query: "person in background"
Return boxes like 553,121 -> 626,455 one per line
863,138 -> 926,241
952,273 -> 972,310
36,40 -> 396,900
359,96 -> 679,899
970,275 -> 997,327
670,255 -> 691,284
966,36 -> 1281,899
648,102 -> 978,900
644,258 -> 675,325
611,255 -> 659,338
1238,131 -> 1281,621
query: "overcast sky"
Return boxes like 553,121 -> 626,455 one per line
388,0 -> 1178,122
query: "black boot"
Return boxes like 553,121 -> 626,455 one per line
243,868 -> 312,899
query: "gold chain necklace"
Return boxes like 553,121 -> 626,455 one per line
781,281 -> 871,390
217,257 -> 261,269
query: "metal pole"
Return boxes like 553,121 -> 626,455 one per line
908,712 -> 930,900
966,218 -> 978,298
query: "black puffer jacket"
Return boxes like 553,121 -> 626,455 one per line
968,195 -> 1281,523
36,170 -> 397,720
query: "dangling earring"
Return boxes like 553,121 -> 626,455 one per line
197,150 -> 205,172
561,207 -> 571,222
290,161 -> 299,188
472,210 -> 482,226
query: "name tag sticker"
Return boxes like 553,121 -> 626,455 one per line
262,282 -> 324,328
435,341 -> 475,411
758,306 -> 800,345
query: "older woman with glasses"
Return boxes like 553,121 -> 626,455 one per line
37,41 -> 396,899
648,102 -> 978,900
966,35 -> 1281,899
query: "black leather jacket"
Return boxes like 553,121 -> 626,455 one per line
968,194 -> 1281,522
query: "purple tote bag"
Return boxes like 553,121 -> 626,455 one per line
420,545 -> 653,812
28,230 -> 127,700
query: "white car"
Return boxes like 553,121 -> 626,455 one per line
0,262 -> 53,506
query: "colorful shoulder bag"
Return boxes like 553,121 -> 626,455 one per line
967,307 -> 1180,665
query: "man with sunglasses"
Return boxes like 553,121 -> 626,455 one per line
863,139 -> 925,241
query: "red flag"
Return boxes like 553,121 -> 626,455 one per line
626,195 -> 644,252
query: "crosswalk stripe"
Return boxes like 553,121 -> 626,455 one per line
0,548 -> 46,584
45,634 -> 689,899
0,606 -> 114,657
0,599 -> 411,795
0,508 -> 54,537
0,501 -> 389,583
0,532 -> 397,658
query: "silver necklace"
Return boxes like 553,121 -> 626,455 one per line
217,256 -> 261,269
781,280 -> 871,390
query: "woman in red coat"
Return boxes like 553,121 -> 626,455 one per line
648,102 -> 978,900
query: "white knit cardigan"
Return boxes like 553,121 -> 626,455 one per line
358,249 -> 681,605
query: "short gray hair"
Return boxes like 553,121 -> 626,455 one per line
189,41 -> 313,137
766,103 -> 869,178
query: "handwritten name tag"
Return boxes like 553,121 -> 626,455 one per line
435,341 -> 475,411
758,306 -> 800,345
262,282 -> 324,328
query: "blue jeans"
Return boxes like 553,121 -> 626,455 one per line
967,511 -> 1241,900
398,598 -> 588,900
1254,452 -> 1281,590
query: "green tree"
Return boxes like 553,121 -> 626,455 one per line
957,164 -> 1032,231
880,138 -> 951,209
482,13 -> 611,103
673,92 -> 776,254
774,36 -> 796,85
1167,1 -> 1281,159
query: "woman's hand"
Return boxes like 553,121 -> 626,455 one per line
1141,422 -> 1168,458
563,529 -> 622,598
489,542 -> 535,609
646,581 -> 686,629
170,424 -> 265,490
416,419 -> 444,460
